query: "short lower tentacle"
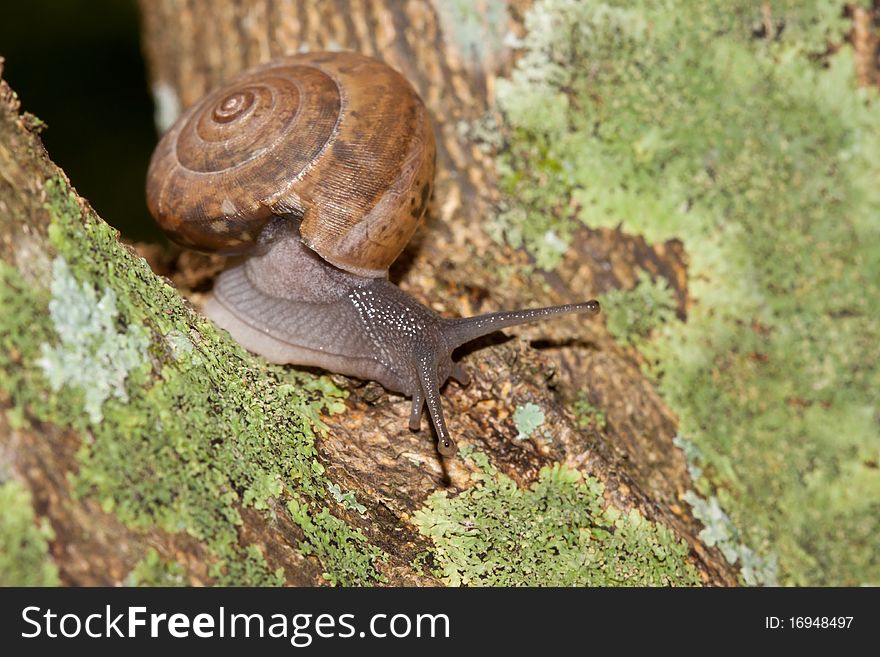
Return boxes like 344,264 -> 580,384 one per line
450,362 -> 471,386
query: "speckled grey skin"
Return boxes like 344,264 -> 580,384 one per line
205,223 -> 600,456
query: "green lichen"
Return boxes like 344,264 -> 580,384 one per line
414,455 -> 700,586
126,548 -> 187,586
327,483 -> 367,516
0,480 -> 60,586
493,0 -> 880,586
456,443 -> 494,474
0,179 -> 385,586
212,545 -> 285,587
287,498 -> 385,586
513,402 -> 545,440
163,329 -> 200,364
573,392 -> 607,431
601,271 -> 677,347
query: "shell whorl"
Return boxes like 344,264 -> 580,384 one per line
147,52 -> 436,276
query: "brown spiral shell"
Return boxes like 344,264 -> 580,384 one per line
146,51 -> 436,277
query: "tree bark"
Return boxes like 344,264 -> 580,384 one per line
0,0 -> 739,586
852,3 -> 879,89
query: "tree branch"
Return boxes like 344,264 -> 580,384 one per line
0,0 -> 739,586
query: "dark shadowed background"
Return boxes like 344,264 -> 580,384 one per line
0,0 -> 160,241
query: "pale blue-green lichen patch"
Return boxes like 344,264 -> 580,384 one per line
513,402 -> 545,441
684,491 -> 778,586
327,482 -> 367,516
37,257 -> 149,423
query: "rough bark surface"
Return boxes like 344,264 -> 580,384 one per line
852,3 -> 880,89
0,0 -> 741,586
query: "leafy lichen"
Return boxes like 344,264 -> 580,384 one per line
126,548 -> 186,587
414,455 -> 700,586
0,480 -> 59,586
287,498 -> 386,586
573,392 -> 607,431
0,179 -> 385,586
601,271 -> 677,347
513,402 -> 545,440
327,483 -> 367,516
672,434 -> 704,482
683,491 -> 778,586
212,545 -> 285,587
493,0 -> 880,586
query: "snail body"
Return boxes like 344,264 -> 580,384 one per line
147,52 -> 600,457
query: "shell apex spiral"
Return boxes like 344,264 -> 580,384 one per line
146,51 -> 436,277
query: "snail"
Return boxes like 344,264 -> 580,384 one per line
146,51 -> 600,457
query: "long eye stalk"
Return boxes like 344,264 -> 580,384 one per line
442,300 -> 600,350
